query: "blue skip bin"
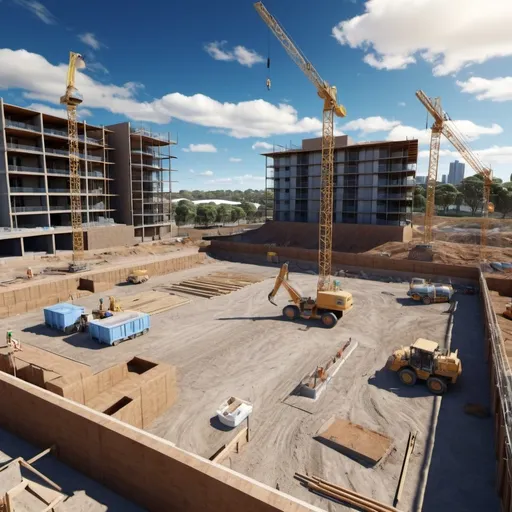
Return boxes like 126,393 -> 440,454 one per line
89,311 -> 150,346
44,303 -> 85,333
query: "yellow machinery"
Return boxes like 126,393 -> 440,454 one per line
254,2 -> 346,292
92,296 -> 122,320
268,263 -> 353,328
504,302 -> 512,320
386,338 -> 462,395
416,90 -> 493,262
60,52 -> 87,273
127,269 -> 149,284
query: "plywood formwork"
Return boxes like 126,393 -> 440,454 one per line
164,271 -> 264,299
316,417 -> 392,466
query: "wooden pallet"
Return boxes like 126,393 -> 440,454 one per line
163,272 -> 264,299
121,291 -> 191,315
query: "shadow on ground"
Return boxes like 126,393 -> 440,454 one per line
0,428 -> 144,511
217,315 -> 331,329
22,324 -> 105,350
368,367 -> 433,399
418,294 -> 500,512
209,415 -> 235,432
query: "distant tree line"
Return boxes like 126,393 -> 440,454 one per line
414,175 -> 512,218
172,189 -> 273,208
174,200 -> 266,228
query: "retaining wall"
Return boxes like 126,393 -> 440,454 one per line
0,372 -> 320,512
86,225 -> 135,250
0,252 -> 206,319
208,240 -> 481,281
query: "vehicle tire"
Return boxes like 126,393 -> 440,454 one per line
283,305 -> 300,320
398,368 -> 417,386
321,312 -> 338,328
422,296 -> 432,305
427,376 -> 447,395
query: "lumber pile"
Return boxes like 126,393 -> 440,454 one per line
163,272 -> 263,299
121,290 -> 190,315
295,473 -> 401,512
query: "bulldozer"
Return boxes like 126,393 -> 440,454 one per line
386,338 -> 462,395
267,262 -> 353,328
127,269 -> 149,284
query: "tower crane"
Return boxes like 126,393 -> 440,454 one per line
416,90 -> 493,261
60,52 -> 87,272
254,1 -> 346,292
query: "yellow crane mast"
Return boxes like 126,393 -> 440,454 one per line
60,52 -> 86,272
254,2 -> 347,291
416,90 -> 493,261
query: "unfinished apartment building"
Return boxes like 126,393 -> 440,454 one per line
0,99 -> 118,255
108,122 -> 175,241
264,135 -> 418,226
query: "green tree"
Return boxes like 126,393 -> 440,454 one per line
435,184 -> 457,214
174,200 -> 196,226
454,192 -> 464,214
216,204 -> 232,224
495,185 -> 512,219
459,176 -> 484,215
240,201 -> 257,222
231,206 -> 245,225
196,204 -> 218,227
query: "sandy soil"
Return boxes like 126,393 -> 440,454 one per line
0,261 -> 498,511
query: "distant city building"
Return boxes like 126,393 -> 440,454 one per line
441,174 -> 447,184
416,176 -> 427,185
448,160 -> 465,185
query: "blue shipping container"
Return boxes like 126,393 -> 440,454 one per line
44,303 -> 85,332
89,311 -> 150,346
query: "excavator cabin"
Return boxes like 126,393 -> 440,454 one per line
268,263 -> 353,328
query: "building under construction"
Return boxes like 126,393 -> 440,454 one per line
0,100 -> 177,255
263,136 -> 418,226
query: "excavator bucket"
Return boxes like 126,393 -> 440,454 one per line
268,292 -> 278,306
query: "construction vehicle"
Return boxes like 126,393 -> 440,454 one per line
503,301 -> 512,320
268,263 -> 353,328
61,52 -> 87,273
92,296 -> 122,320
254,2 -> 347,293
408,277 -> 454,304
386,338 -> 462,395
416,90 -> 493,263
127,269 -> 149,284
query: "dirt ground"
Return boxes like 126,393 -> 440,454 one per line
0,261 -> 499,511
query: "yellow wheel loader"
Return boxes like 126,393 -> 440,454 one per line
386,338 -> 462,395
267,263 -> 353,328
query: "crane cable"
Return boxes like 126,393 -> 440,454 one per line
266,27 -> 271,90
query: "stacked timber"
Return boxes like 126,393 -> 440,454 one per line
164,272 -> 263,299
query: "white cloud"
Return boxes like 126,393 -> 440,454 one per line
252,141 -> 274,151
386,125 -> 431,145
86,61 -> 109,74
398,102 -> 406,107
200,170 -> 214,176
332,0 -> 512,76
204,41 -> 264,67
14,0 -> 55,24
182,143 -> 218,153
27,103 -> 92,119
229,157 -> 242,162
343,116 -> 400,134
457,76 -> 512,102
419,146 -> 512,166
0,49 -> 322,139
188,169 -> 195,174
78,33 -> 102,50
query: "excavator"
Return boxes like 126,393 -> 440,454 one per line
268,263 -> 353,328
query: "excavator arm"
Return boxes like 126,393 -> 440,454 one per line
268,263 -> 303,306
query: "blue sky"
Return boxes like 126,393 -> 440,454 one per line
1,0 -> 511,189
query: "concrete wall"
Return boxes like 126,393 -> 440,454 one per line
0,252 -> 206,319
107,122 -> 133,226
85,225 -> 134,250
0,372 -> 320,512
219,221 -> 412,253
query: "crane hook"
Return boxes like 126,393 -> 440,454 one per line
266,78 -> 271,90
